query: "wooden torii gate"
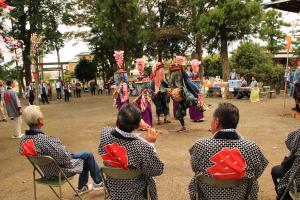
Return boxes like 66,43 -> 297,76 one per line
35,61 -> 77,81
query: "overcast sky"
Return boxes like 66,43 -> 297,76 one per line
44,2 -> 300,63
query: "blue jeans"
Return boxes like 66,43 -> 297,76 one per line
72,151 -> 102,189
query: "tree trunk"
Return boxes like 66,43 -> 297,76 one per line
195,36 -> 203,81
220,32 -> 229,81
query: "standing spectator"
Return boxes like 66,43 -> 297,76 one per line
39,81 -> 49,104
72,81 -> 76,97
47,83 -> 52,101
293,60 -> 300,111
5,80 -> 23,138
98,79 -> 104,95
25,82 -> 35,105
104,82 -> 109,95
229,69 -> 238,80
75,81 -> 82,98
63,82 -> 70,102
90,80 -> 96,96
188,103 -> 268,200
55,79 -> 62,100
0,80 -> 7,122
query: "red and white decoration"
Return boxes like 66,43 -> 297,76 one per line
101,143 -> 129,170
206,147 -> 246,180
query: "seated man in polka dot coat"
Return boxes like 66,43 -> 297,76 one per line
99,103 -> 164,200
19,105 -> 103,195
189,103 -> 268,200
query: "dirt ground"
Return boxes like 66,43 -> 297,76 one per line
0,94 -> 299,200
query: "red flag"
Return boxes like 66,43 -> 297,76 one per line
286,34 -> 292,53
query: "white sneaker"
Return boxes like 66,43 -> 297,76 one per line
92,182 -> 104,191
75,184 -> 93,196
11,134 -> 24,139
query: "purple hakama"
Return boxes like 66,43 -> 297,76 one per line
117,98 -> 128,110
141,104 -> 153,127
189,105 -> 204,121
173,101 -> 179,119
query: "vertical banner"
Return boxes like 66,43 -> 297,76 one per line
286,34 -> 292,54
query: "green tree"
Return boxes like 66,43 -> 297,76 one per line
259,9 -> 290,54
203,54 -> 222,77
8,0 -> 66,84
195,0 -> 263,80
75,59 -> 97,83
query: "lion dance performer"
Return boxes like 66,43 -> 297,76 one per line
112,50 -> 129,110
168,56 -> 205,132
133,58 -> 153,127
150,62 -> 171,125
187,59 -> 205,122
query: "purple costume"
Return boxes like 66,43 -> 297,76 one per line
189,106 -> 204,121
173,101 -> 179,119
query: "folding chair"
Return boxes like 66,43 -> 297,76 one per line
280,164 -> 300,200
195,175 -> 250,200
26,155 -> 82,200
100,166 -> 150,200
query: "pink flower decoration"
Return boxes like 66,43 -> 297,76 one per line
191,59 -> 201,75
176,55 -> 185,66
0,0 -> 15,11
136,58 -> 145,77
114,50 -> 124,68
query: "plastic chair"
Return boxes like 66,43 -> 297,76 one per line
195,175 -> 250,200
280,164 -> 300,200
100,166 -> 150,200
26,155 -> 82,200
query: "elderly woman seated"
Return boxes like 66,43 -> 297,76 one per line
19,105 -> 103,195
98,103 -> 164,200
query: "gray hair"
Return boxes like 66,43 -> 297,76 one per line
23,105 -> 44,127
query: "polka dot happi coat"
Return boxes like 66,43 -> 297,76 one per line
19,132 -> 83,179
278,129 -> 300,194
188,130 -> 268,200
98,127 -> 164,200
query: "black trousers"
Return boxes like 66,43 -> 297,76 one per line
64,90 -> 69,102
76,89 -> 81,98
271,165 -> 292,200
41,93 -> 49,104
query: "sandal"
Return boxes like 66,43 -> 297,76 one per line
164,119 -> 171,124
177,127 -> 186,132
157,120 -> 162,125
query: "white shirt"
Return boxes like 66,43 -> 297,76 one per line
55,82 -> 61,89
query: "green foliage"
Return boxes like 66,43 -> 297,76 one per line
75,59 -> 97,82
64,71 -> 75,82
231,41 -> 273,70
193,0 -> 263,80
203,54 -> 222,77
259,9 -> 290,54
231,41 -> 285,91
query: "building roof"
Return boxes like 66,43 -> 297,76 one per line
75,52 -> 92,57
264,0 -> 300,13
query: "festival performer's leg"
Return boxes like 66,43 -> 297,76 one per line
176,102 -> 186,132
162,94 -> 171,123
154,93 -> 162,125
173,101 -> 178,119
